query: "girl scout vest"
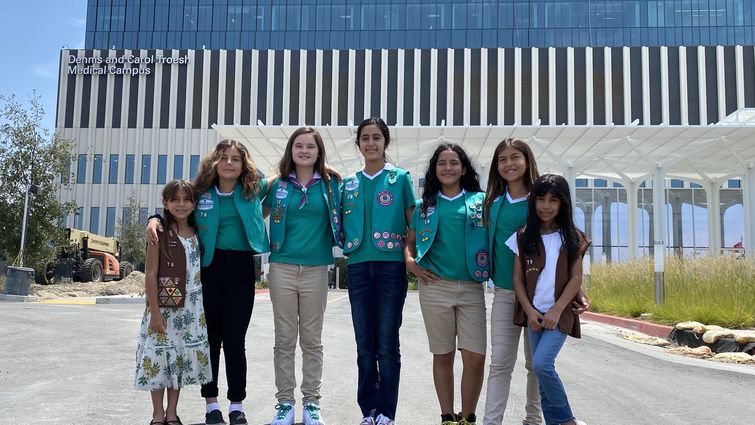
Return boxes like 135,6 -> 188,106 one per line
195,183 -> 269,267
149,229 -> 187,308
513,229 -> 591,338
341,165 -> 409,254
414,191 -> 489,283
268,176 -> 343,252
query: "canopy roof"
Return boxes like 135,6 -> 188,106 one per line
214,110 -> 755,185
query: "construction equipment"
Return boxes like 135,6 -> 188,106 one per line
45,228 -> 134,283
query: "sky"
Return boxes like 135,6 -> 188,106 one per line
0,1 -> 88,133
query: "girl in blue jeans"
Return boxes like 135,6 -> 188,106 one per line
340,117 -> 416,425
508,175 -> 591,425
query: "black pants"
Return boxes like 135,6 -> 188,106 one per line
200,249 -> 256,401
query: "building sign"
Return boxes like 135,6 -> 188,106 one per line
67,54 -> 190,76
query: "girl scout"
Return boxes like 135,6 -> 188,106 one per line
341,117 -> 416,425
263,127 -> 341,425
404,144 -> 488,425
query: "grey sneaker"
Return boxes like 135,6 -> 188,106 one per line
205,409 -> 226,425
228,411 -> 248,425
270,403 -> 295,425
375,414 -> 394,425
303,402 -> 325,425
359,417 -> 376,425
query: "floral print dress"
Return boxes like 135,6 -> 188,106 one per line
134,235 -> 212,390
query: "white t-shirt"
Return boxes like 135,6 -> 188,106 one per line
506,231 -> 564,313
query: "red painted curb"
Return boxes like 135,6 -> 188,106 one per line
582,311 -> 673,339
254,288 -> 270,294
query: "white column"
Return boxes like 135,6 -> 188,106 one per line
626,180 -> 639,259
744,165 -> 755,259
652,167 -> 667,304
704,180 -> 722,256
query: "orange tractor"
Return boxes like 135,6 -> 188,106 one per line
45,228 -> 134,283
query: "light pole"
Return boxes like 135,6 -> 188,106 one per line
18,184 -> 38,268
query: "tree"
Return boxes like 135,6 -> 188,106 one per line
117,193 -> 146,269
0,93 -> 76,271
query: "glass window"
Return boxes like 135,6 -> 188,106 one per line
139,207 -> 149,225
141,154 -> 151,184
125,154 -> 135,184
76,207 -> 84,230
108,154 -> 119,184
594,179 -> 608,188
122,207 -> 132,225
157,154 -> 167,184
190,155 -> 200,179
89,207 -> 100,234
728,179 -> 742,188
173,155 -> 184,179
92,154 -> 103,184
105,207 -> 116,237
575,178 -> 588,188
77,154 -> 87,184
670,179 -> 684,188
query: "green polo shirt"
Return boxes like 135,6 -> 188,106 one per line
491,193 -> 528,289
411,194 -> 470,281
263,179 -> 334,265
347,169 -> 415,264
216,191 -> 252,251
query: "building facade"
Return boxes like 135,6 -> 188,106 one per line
59,0 -> 755,260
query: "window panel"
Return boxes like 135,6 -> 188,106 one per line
173,154 -> 184,179
141,154 -> 151,184
157,154 -> 167,184
92,154 -> 103,184
77,154 -> 87,184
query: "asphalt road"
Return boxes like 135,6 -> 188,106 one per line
1,291 -> 753,425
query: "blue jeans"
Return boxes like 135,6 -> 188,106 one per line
347,261 -> 408,420
527,327 -> 573,425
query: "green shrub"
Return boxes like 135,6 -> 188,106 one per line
588,256 -> 755,328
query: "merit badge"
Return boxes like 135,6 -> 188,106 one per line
197,197 -> 214,211
475,249 -> 489,267
482,271 -> 489,279
386,241 -> 394,249
390,233 -> 397,239
378,240 -> 385,248
347,242 -> 353,248
276,187 -> 288,199
377,190 -> 394,206
345,179 -> 359,191
387,169 -> 398,184
382,231 -> 390,239
475,271 -> 482,278
374,232 -> 381,239
395,241 -> 401,249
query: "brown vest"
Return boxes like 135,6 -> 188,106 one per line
513,230 -> 591,338
148,229 -> 187,308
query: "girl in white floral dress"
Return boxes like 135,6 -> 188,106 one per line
135,180 -> 212,425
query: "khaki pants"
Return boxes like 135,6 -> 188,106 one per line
483,288 -> 542,425
268,262 -> 329,404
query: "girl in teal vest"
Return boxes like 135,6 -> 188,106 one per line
404,143 -> 488,425
262,127 -> 341,425
341,117 -> 416,425
147,139 -> 271,425
481,139 -> 590,425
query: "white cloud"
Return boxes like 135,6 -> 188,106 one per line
71,18 -> 86,28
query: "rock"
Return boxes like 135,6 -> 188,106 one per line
624,334 -> 671,347
733,330 -> 755,344
712,352 -> 755,364
666,345 -> 713,358
702,329 -> 736,344
692,324 -> 724,334
675,321 -> 704,330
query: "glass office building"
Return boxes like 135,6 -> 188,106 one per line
86,1 -> 755,50
60,0 -> 755,260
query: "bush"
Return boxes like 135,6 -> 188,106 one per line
588,256 -> 755,328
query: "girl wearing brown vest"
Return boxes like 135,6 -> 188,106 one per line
509,175 -> 591,425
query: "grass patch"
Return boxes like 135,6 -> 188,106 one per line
588,256 -> 755,329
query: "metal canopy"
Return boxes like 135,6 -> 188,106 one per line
213,123 -> 755,184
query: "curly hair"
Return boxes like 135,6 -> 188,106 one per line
420,143 -> 481,216
194,139 -> 259,199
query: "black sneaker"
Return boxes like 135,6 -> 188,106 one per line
229,411 -> 248,425
205,409 -> 226,425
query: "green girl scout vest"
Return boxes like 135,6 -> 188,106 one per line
415,191 -> 489,282
341,164 -> 410,254
268,176 -> 343,252
195,182 -> 269,267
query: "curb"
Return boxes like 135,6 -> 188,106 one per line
582,311 -> 673,339
2,288 -> 273,305
0,294 -> 41,302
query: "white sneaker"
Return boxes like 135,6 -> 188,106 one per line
270,403 -> 295,425
574,421 -> 587,425
302,402 -> 325,425
375,414 -> 395,425
359,416 -> 376,425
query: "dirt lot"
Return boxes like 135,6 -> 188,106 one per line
0,271 -> 145,298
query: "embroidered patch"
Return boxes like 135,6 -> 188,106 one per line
374,232 -> 381,239
377,240 -> 385,248
377,190 -> 394,206
482,271 -> 489,279
386,241 -> 394,249
475,270 -> 482,278
345,179 -> 359,191
390,232 -> 397,239
275,188 -> 288,199
197,197 -> 214,211
382,231 -> 390,239
475,249 -> 489,267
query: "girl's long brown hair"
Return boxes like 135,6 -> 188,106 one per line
160,179 -> 197,261
483,138 -> 540,225
277,127 -> 339,199
194,139 -> 259,199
